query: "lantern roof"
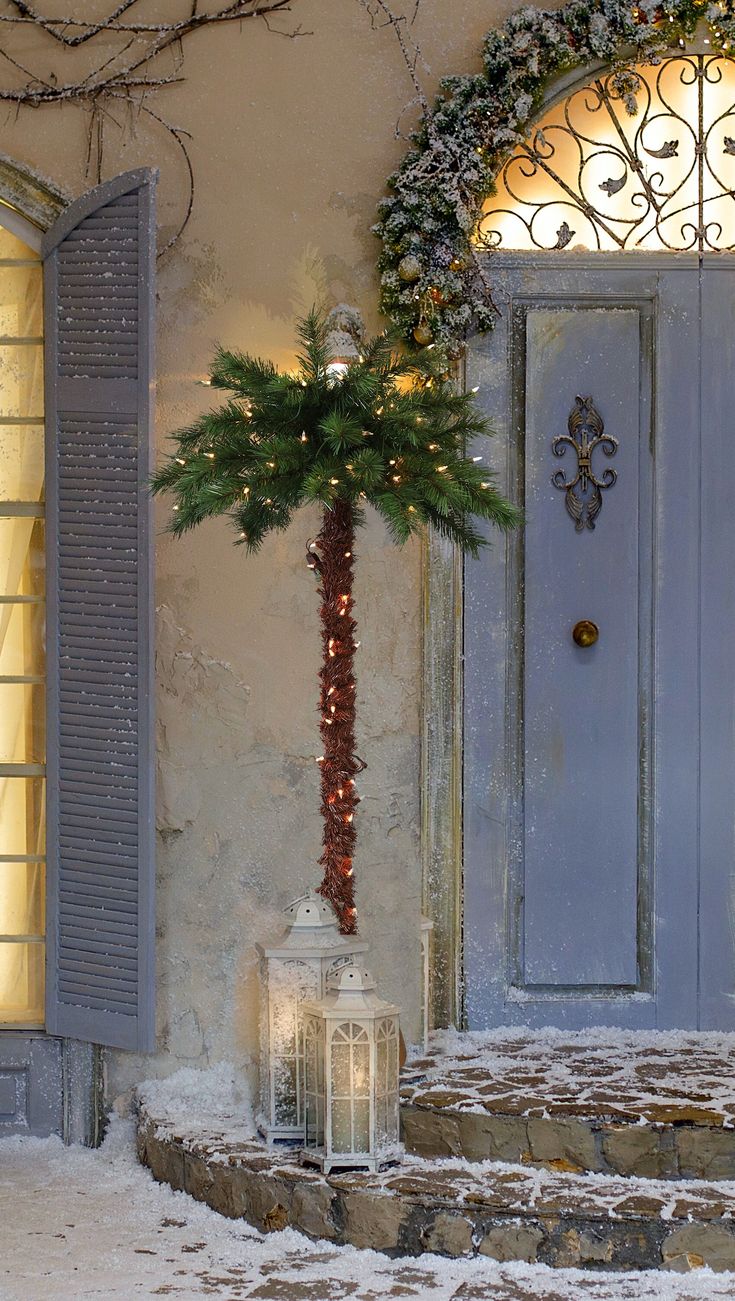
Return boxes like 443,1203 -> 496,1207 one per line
285,889 -> 336,930
256,888 -> 369,959
305,964 -> 400,1019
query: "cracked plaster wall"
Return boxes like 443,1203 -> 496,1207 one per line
0,0 -> 527,1101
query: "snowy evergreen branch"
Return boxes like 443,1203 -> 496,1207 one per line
375,0 -> 730,354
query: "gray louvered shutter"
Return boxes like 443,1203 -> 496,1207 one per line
42,170 -> 156,1052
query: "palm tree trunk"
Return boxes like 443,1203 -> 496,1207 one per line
315,499 -> 361,934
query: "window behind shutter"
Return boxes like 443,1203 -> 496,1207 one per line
42,170 -> 156,1052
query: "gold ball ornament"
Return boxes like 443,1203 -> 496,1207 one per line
449,256 -> 466,273
398,254 -> 422,283
413,321 -> 433,346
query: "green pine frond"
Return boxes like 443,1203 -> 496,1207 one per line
151,307 -> 521,554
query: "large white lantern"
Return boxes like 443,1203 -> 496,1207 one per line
256,889 -> 368,1142
301,965 -> 401,1173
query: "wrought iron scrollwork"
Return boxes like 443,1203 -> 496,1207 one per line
552,396 -> 618,532
478,54 -> 735,253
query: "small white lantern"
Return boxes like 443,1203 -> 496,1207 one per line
256,889 -> 368,1142
325,303 -> 364,381
301,965 -> 401,1173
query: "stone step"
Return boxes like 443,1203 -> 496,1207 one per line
401,1029 -> 735,1179
137,1101 -> 735,1273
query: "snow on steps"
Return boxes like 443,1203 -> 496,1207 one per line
402,1029 -> 735,1180
136,1096 -> 735,1274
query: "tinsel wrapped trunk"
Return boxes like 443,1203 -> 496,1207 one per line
316,500 -> 361,934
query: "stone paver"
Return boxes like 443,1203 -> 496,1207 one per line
401,1029 -> 735,1178
138,1098 -> 735,1274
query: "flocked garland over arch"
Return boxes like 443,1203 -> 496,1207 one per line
375,0 -> 734,354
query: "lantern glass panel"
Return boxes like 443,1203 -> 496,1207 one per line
304,1014 -> 325,1147
353,1098 -> 370,1153
376,1031 -> 388,1140
331,1029 -> 352,1096
274,1058 -> 297,1128
331,1098 -> 352,1152
375,1017 -> 400,1148
268,957 -> 315,1132
352,1040 -> 369,1097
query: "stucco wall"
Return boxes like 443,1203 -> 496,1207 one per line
0,0 -> 522,1101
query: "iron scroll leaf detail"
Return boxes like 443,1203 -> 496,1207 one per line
552,396 -> 618,532
478,55 -> 735,255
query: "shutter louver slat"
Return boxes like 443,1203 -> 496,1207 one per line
44,170 -> 156,1053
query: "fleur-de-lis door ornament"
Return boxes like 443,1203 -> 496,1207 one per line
551,395 -> 618,531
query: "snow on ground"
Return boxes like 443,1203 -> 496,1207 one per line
1,1120 -> 735,1300
137,1060 -> 257,1146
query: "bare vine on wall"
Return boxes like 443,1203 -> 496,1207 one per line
0,0 -> 430,253
354,0 -> 428,130
0,0 -> 310,250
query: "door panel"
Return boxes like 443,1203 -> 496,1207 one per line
523,308 -> 645,988
0,1033 -> 62,1136
699,265 -> 735,1028
463,255 -> 726,1030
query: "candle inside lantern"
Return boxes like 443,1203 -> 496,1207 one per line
301,964 -> 401,1173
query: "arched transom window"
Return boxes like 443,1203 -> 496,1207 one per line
479,53 -> 735,253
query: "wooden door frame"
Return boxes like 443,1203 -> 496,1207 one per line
423,251 -> 735,1032
420,58 -> 617,1032
419,40 -> 715,1031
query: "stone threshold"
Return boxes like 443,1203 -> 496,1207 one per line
402,1029 -> 735,1179
136,1100 -> 735,1273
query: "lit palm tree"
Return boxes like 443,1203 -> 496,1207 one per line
151,309 -> 520,932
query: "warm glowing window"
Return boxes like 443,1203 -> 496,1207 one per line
0,217 -> 45,1028
478,53 -> 735,253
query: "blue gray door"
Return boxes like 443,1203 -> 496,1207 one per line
464,255 -> 735,1030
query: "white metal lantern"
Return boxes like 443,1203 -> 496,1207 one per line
256,889 -> 368,1142
324,303 -> 363,381
301,965 -> 401,1173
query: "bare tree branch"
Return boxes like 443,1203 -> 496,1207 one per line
354,0 -> 428,122
0,0 -> 308,249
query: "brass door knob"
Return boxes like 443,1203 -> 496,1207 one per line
572,619 -> 599,648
